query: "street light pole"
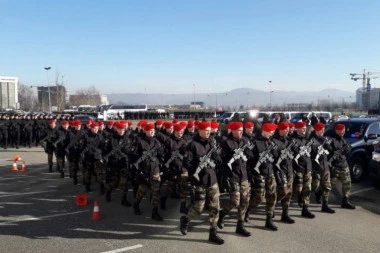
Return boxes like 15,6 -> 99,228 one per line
44,67 -> 52,113
269,80 -> 272,110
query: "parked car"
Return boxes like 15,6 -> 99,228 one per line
369,141 -> 380,190
217,112 -> 247,123
324,118 -> 380,182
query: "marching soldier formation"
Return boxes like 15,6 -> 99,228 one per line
0,113 -> 357,245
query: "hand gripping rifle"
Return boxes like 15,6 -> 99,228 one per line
193,145 -> 221,182
252,141 -> 277,174
294,139 -> 314,165
133,145 -> 160,170
164,150 -> 184,169
227,141 -> 255,171
275,141 -> 295,170
314,137 -> 331,165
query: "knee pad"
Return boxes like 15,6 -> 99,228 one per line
194,188 -> 206,201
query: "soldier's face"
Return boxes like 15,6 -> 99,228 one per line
50,123 -> 56,129
211,128 -> 218,133
232,128 -> 243,139
145,128 -> 155,137
62,124 -> 69,130
315,129 -> 324,136
91,127 -> 99,134
75,125 -> 81,130
261,130 -> 273,139
279,128 -> 289,137
199,128 -> 211,139
187,126 -> 195,133
166,127 -> 173,134
174,129 -> 184,138
116,127 -> 125,136
335,129 -> 345,137
245,127 -> 253,135
296,127 -> 306,136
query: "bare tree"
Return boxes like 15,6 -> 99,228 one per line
18,82 -> 38,111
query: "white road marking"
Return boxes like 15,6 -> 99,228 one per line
73,228 -> 141,236
0,210 -> 89,225
350,187 -> 375,195
122,223 -> 177,228
0,190 -> 57,198
29,198 -> 67,202
100,244 -> 143,253
0,176 -> 36,181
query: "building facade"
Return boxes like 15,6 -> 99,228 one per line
0,76 -> 19,110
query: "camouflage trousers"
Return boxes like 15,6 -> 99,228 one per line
68,156 -> 81,179
277,177 -> 294,210
56,155 -> 66,173
221,180 -> 250,221
249,175 -> 277,216
330,167 -> 351,198
186,183 -> 220,228
83,160 -> 104,185
161,171 -> 189,204
311,170 -> 332,202
136,172 -> 161,208
47,153 -> 57,169
107,166 -> 129,193
293,171 -> 312,206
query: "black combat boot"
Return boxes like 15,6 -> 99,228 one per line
121,193 -> 131,207
152,207 -> 163,221
341,197 -> 356,209
99,184 -> 105,195
73,176 -> 78,185
236,220 -> 251,237
297,194 -> 303,207
322,201 -> 335,213
60,171 -> 64,178
315,191 -> 322,204
180,202 -> 188,214
244,208 -> 251,222
180,216 -> 189,235
105,190 -> 112,202
133,202 -> 142,215
301,206 -> 316,219
265,214 -> 278,231
209,227 -> 224,245
160,196 -> 167,210
217,210 -> 227,229
49,165 -> 53,173
171,191 -> 180,199
281,209 -> 295,224
85,184 -> 92,193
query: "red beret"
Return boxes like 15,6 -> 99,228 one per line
313,123 -> 325,131
118,122 -> 126,129
230,122 -> 243,131
227,122 -> 232,130
244,122 -> 254,128
335,123 -> 345,131
295,122 -> 307,129
144,123 -> 155,131
174,123 -> 185,132
197,121 -> 211,130
288,123 -> 295,128
86,119 -> 93,125
164,122 -> 173,129
98,121 -> 104,126
49,119 -> 56,124
211,122 -> 219,129
70,120 -> 76,126
187,121 -> 194,128
172,119 -> 179,124
180,121 -> 187,127
262,123 -> 277,132
90,122 -> 99,128
277,122 -> 289,131
156,120 -> 163,126
128,121 -> 133,126
61,120 -> 69,125
140,120 -> 148,128
107,121 -> 114,126
195,120 -> 201,126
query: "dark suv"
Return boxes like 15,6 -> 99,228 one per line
324,118 -> 380,182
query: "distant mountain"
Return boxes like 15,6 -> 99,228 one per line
106,88 -> 355,108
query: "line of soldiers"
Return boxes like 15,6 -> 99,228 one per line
9,115 -> 356,245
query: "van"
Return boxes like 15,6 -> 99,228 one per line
290,111 -> 332,124
217,111 -> 247,123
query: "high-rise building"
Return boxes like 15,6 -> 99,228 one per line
0,76 -> 19,110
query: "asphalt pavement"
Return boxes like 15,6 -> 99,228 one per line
0,147 -> 379,253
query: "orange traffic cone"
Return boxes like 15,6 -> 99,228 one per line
76,194 -> 88,206
91,201 -> 102,220
21,163 -> 27,172
11,162 -> 18,172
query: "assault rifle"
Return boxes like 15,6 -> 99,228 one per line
252,141 -> 277,174
275,141 -> 295,170
314,138 -> 331,165
103,140 -> 129,163
164,150 -> 184,169
133,145 -> 161,169
193,146 -> 221,182
227,141 -> 254,170
294,139 -> 314,165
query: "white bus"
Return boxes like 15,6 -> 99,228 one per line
103,104 -> 148,120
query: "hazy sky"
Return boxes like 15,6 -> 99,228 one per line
1,0 -> 379,94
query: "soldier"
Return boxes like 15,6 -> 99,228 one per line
56,120 -> 70,178
179,121 -> 224,245
245,122 -> 278,231
272,122 -> 296,223
292,121 -> 315,218
81,122 -> 106,193
309,123 -> 335,213
104,121 -> 115,136
0,115 -> 10,149
65,120 -> 85,184
217,122 -> 253,237
131,123 -> 165,221
183,120 -> 196,142
327,123 -> 355,209
243,121 -> 255,141
161,123 -> 188,213
39,119 -> 61,172
23,115 -> 34,148
103,121 -> 132,207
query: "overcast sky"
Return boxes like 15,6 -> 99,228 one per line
1,0 -> 379,94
